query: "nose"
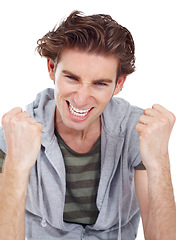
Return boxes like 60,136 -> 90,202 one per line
73,84 -> 91,107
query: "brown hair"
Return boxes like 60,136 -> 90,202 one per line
36,10 -> 135,78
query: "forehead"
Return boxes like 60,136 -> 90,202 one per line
56,48 -> 119,79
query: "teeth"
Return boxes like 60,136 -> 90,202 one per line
68,102 -> 91,117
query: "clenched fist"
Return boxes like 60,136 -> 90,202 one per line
136,104 -> 175,171
2,107 -> 43,174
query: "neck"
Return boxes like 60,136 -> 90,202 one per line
54,108 -> 101,142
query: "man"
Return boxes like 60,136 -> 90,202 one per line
0,11 -> 176,240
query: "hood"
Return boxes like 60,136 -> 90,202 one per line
102,96 -> 131,137
26,88 -> 56,148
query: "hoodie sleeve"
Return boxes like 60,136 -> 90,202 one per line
134,161 -> 146,170
127,106 -> 144,169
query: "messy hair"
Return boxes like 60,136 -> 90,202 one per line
36,10 -> 135,78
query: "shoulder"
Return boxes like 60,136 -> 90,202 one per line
102,97 -> 143,136
26,88 -> 54,115
112,97 -> 143,120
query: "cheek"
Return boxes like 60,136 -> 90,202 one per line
55,80 -> 75,96
96,89 -> 114,105
54,81 -> 66,100
54,85 -> 64,108
95,96 -> 113,114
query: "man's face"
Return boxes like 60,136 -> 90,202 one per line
48,48 -> 125,131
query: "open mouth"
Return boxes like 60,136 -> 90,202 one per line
67,101 -> 92,117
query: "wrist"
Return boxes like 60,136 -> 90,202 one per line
144,153 -> 170,174
2,158 -> 31,193
146,155 -> 173,190
4,156 -> 32,178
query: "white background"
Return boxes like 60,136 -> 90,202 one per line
0,0 -> 175,239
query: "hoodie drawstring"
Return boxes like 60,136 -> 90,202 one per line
118,153 -> 123,240
37,154 -> 47,228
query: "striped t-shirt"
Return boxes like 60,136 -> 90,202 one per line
55,129 -> 101,225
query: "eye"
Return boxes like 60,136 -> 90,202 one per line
95,82 -> 107,87
66,75 -> 78,81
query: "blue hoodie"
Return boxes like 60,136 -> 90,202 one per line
0,88 -> 143,240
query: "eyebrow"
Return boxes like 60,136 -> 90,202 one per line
62,70 -> 113,83
62,70 -> 80,79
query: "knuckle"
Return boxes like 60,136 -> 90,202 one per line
140,127 -> 149,138
1,107 -> 23,126
143,108 -> 149,114
32,123 -> 42,134
21,120 -> 29,129
9,116 -> 20,128
160,116 -> 169,124
143,124 -> 157,137
160,116 -> 173,130
30,127 -> 37,135
1,113 -> 8,126
9,116 -> 26,129
38,123 -> 43,131
13,107 -> 23,113
152,104 -> 159,109
136,123 -> 139,128
143,127 -> 151,137
136,123 -> 140,131
138,115 -> 143,122
23,112 -> 31,118
169,112 -> 176,125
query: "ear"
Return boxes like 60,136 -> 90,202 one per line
47,58 -> 55,81
113,76 -> 126,96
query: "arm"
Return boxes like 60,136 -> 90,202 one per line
0,107 -> 43,240
136,104 -> 176,240
0,166 -> 29,240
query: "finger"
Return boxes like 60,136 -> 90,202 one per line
139,115 -> 153,125
14,111 -> 31,120
25,117 -> 38,125
136,123 -> 145,135
144,108 -> 161,117
2,107 -> 23,126
15,114 -> 43,130
27,118 -> 43,128
36,123 -> 43,131
152,104 -> 168,113
152,104 -> 176,124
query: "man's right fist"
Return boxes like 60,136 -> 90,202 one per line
1,107 -> 43,173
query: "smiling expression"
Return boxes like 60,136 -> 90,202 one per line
48,48 -> 126,132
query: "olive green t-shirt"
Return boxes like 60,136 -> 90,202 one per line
0,149 -> 5,173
